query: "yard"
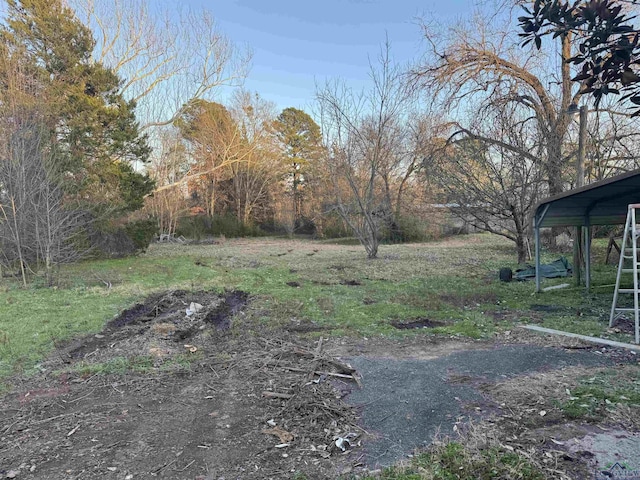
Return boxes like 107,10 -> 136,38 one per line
1,234 -> 639,479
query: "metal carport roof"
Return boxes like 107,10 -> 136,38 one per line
534,169 -> 640,228
533,169 -> 640,291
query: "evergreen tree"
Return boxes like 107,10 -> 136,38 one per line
1,0 -> 153,213
273,108 -> 322,228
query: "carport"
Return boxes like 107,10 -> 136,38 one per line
533,169 -> 640,292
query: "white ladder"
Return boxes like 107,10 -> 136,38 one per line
610,203 -> 640,343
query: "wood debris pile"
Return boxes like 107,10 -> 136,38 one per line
251,337 -> 363,459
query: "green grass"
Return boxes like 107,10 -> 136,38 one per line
0,287 -> 135,380
72,355 -> 156,376
0,233 -> 631,388
357,442 -> 545,480
58,352 -> 201,378
561,366 -> 640,419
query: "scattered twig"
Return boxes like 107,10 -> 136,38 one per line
66,389 -> 96,404
111,383 -> 124,394
262,391 -> 294,399
174,459 -> 195,472
67,423 -> 81,436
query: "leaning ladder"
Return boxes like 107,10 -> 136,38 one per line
610,203 -> 640,343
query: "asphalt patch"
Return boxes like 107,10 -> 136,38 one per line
346,344 -> 618,468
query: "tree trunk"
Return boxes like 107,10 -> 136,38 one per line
208,177 -> 216,218
516,234 -> 527,265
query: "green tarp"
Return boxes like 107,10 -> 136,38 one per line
514,257 -> 572,281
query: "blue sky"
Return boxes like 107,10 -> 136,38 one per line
184,0 -> 475,113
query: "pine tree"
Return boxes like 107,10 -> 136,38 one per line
274,108 -> 322,228
1,0 -> 153,213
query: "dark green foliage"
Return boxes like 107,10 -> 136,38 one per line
175,216 -> 210,241
124,219 -> 158,252
274,107 -> 323,224
87,217 -> 158,258
294,216 -> 316,235
176,214 -> 265,239
1,0 -> 152,205
519,0 -> 640,114
0,0 -> 154,270
208,214 -> 264,237
257,219 -> 289,235
92,160 -> 155,214
89,227 -> 137,259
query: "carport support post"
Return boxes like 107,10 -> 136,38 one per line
535,226 -> 541,292
573,105 -> 587,287
585,225 -> 592,290
573,227 -> 582,286
534,205 -> 549,293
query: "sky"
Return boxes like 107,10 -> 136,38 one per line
182,0 -> 476,113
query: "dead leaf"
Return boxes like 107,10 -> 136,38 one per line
263,426 -> 294,443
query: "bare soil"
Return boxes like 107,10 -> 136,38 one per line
1,289 -> 639,480
0,290 -> 361,480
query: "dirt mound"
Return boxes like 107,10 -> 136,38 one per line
62,289 -> 247,363
0,291 -> 362,479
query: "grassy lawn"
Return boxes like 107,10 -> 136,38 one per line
0,233 -> 628,385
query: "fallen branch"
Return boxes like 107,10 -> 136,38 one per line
276,365 -> 359,382
262,391 -> 294,399
292,347 -> 356,374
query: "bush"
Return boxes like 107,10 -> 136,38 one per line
318,212 -> 351,239
176,214 -> 265,239
176,216 -> 210,240
88,217 -> 157,259
90,227 -> 137,258
258,220 -> 289,235
294,216 -> 316,235
211,214 -> 263,237
124,218 -> 158,251
382,216 -> 433,243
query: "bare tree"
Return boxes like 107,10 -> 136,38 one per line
0,47 -> 90,285
0,119 -> 87,286
71,0 -> 252,131
410,4 -> 640,261
144,130 -> 189,237
433,104 -> 546,263
412,8 -> 581,199
576,102 -> 640,181
316,43 -> 415,258
226,91 -> 283,225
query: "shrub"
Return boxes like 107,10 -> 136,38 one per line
89,217 -> 158,258
124,218 -> 158,252
382,216 -> 433,243
90,227 -> 137,258
176,216 -> 210,240
294,216 -> 316,235
176,214 -> 265,239
317,212 -> 351,239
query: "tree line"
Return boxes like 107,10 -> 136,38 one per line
1,0 -> 639,284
